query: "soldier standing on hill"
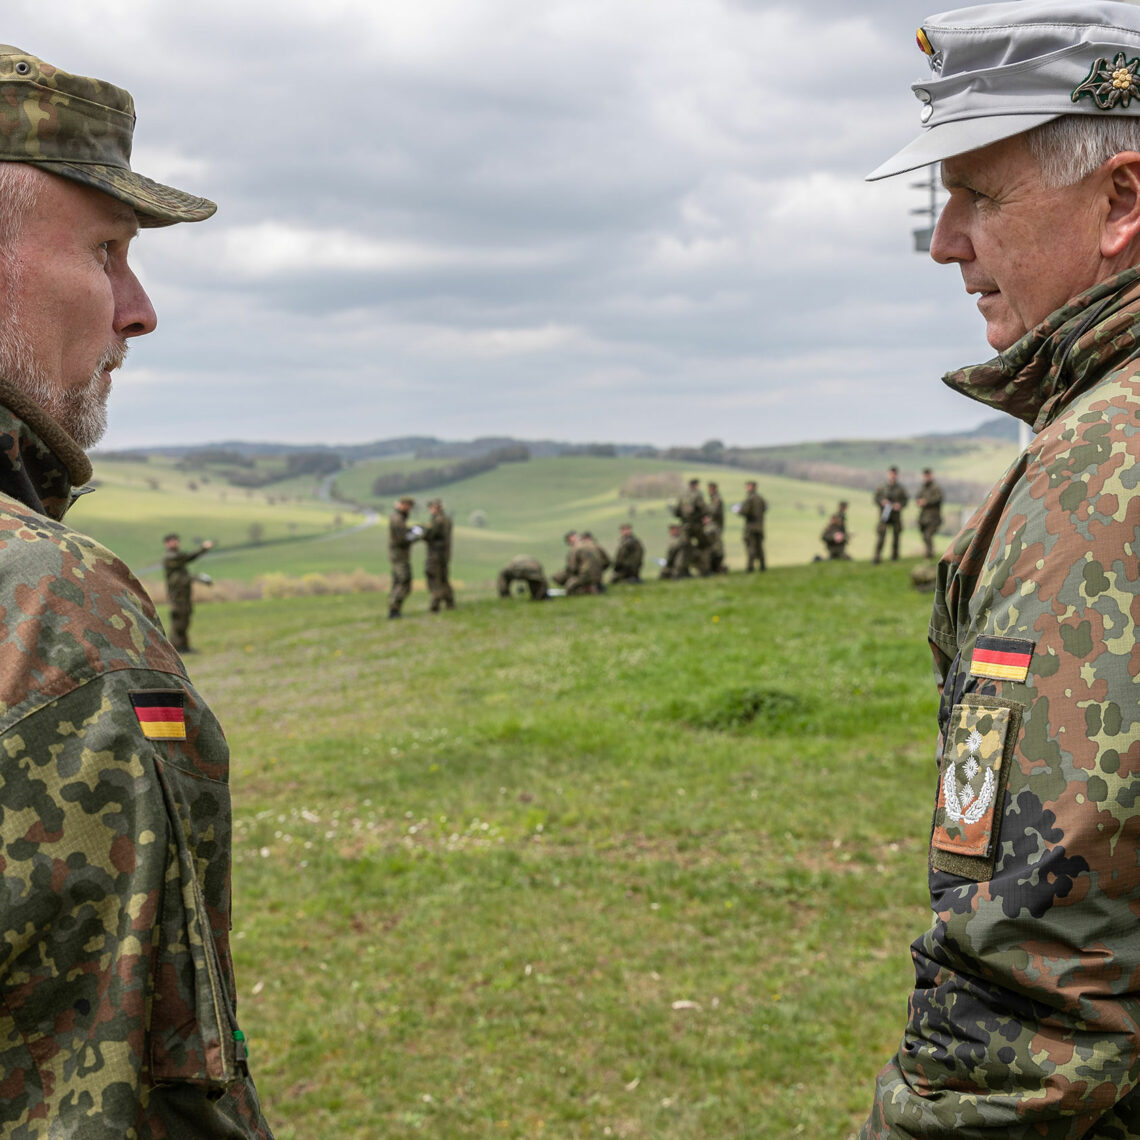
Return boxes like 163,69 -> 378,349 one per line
497,555 -> 548,599
163,532 -> 214,653
0,45 -> 273,1137
611,522 -> 645,584
739,480 -> 767,571
915,466 -> 944,559
388,495 -> 421,618
707,481 -> 725,530
862,3 -> 1140,1133
673,477 -> 709,574
872,466 -> 908,563
423,497 -> 455,612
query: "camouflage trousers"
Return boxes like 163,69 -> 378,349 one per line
874,519 -> 901,562
744,529 -> 766,571
497,569 -> 547,599
919,518 -> 941,560
426,555 -> 455,611
168,587 -> 193,651
389,556 -> 412,612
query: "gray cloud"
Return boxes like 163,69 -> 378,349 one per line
4,0 -> 993,449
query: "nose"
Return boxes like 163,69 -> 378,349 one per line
113,263 -> 158,338
928,195 -> 973,266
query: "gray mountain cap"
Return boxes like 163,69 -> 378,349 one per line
867,1 -> 1140,181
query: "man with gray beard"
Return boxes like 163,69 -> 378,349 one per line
0,46 -> 273,1138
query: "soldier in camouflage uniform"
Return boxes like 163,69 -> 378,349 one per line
556,531 -> 603,595
673,477 -> 708,575
387,495 -> 420,618
0,47 -> 272,1139
581,531 -> 610,587
422,497 -> 455,612
819,512 -> 849,560
703,513 -> 727,574
872,466 -> 908,563
659,523 -> 689,579
610,522 -> 644,584
862,4 -> 1140,1135
739,480 -> 767,571
162,532 -> 214,652
497,555 -> 548,600
915,466 -> 944,559
706,481 -> 725,531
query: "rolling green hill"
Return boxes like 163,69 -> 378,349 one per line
78,438 -> 1014,602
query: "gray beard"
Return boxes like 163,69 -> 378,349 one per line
0,314 -> 124,450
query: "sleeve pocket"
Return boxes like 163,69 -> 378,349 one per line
930,694 -> 1022,882
148,755 -> 243,1087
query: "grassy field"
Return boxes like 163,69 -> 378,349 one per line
81,452 -> 980,596
187,558 -> 939,1139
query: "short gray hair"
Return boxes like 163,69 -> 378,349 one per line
0,163 -> 40,254
1026,115 -> 1140,188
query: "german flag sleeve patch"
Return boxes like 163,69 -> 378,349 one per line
130,690 -> 187,741
970,636 -> 1034,683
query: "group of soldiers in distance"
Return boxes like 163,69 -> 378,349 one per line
817,465 -> 944,563
498,478 -> 768,600
382,465 -> 947,612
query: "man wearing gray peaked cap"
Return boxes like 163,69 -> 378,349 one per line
0,47 -> 273,1138
862,4 -> 1140,1138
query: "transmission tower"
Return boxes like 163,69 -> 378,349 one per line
910,164 -> 943,252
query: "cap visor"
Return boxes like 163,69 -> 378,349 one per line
30,160 -> 216,227
866,112 -> 1061,181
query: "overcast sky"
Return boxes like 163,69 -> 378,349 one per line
5,0 -> 999,450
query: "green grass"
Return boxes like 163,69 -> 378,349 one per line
183,559 -> 939,1138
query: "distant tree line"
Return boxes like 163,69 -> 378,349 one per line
180,448 -> 343,488
371,444 -> 529,496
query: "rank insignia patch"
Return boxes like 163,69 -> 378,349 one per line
931,697 -> 1020,880
130,691 -> 187,740
970,636 -> 1034,683
1072,52 -> 1140,110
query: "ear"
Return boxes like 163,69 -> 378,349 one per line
1100,152 -> 1140,259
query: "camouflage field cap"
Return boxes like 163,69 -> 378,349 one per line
0,45 -> 216,226
867,1 -> 1140,181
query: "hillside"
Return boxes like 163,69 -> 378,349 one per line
195,558 -> 938,1138
77,430 -> 1019,600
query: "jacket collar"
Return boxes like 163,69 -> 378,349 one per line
942,267 -> 1140,432
0,378 -> 92,521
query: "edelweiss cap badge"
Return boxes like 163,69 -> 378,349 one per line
867,1 -> 1140,182
1072,52 -> 1140,109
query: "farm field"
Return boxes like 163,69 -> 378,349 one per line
81,450 -> 993,597
190,558 -> 940,1139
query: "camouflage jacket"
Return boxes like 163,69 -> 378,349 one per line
612,534 -> 644,578
422,512 -> 452,563
0,384 -> 273,1138
707,492 -> 725,531
872,481 -> 908,522
740,490 -> 766,532
163,546 -> 209,599
916,478 -> 943,526
674,487 -> 707,528
388,509 -> 415,560
863,269 -> 1140,1138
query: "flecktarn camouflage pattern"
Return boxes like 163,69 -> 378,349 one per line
862,269 -> 1140,1137
0,384 -> 271,1137
0,45 -> 215,227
